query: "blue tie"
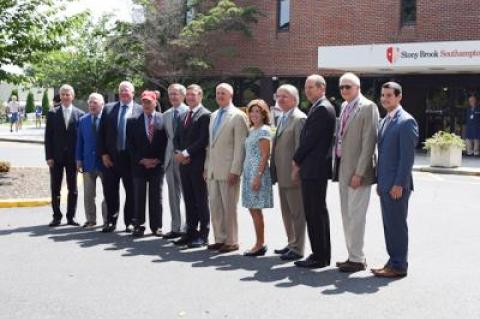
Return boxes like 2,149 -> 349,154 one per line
212,108 -> 225,138
173,109 -> 179,132
117,105 -> 128,151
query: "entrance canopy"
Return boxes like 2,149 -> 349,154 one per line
318,40 -> 480,74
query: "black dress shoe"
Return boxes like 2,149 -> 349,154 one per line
125,224 -> 134,233
174,235 -> 191,246
188,237 -> 206,248
132,226 -> 145,238
48,219 -> 61,227
243,245 -> 267,257
280,250 -> 303,261
101,223 -> 116,233
163,231 -> 182,239
67,219 -> 80,226
274,247 -> 289,255
294,255 -> 329,269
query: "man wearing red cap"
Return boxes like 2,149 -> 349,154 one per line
126,90 -> 167,237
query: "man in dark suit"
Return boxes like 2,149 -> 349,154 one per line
173,84 -> 211,248
292,74 -> 336,268
127,91 -> 168,237
372,82 -> 418,278
97,81 -> 142,233
45,84 -> 85,227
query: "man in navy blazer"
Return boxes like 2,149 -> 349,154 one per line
97,81 -> 142,233
372,82 -> 418,278
126,91 -> 167,237
76,93 -> 107,228
45,84 -> 85,227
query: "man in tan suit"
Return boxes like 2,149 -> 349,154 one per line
271,84 -> 307,261
205,83 -> 248,253
334,72 -> 379,272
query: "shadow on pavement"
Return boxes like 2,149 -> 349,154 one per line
0,224 -> 396,294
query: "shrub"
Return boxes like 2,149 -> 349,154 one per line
423,131 -> 466,151
42,90 -> 50,115
0,160 -> 11,173
26,92 -> 35,113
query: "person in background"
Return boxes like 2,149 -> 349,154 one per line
241,99 -> 273,257
35,105 -> 43,128
464,95 -> 480,156
7,96 -> 19,133
76,93 -> 108,228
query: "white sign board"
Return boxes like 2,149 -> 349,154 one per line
318,40 -> 480,73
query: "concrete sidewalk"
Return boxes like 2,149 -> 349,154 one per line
0,124 -> 44,144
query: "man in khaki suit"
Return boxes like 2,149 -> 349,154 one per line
334,72 -> 379,272
205,83 -> 248,253
271,84 -> 307,261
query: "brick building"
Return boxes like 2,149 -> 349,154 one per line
152,0 -> 480,140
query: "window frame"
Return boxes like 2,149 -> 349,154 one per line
277,0 -> 290,32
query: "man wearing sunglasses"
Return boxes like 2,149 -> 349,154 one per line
334,72 -> 379,273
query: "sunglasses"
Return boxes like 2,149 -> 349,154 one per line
339,85 -> 352,90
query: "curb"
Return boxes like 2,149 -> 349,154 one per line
413,165 -> 480,176
0,137 -> 44,144
0,198 -> 51,208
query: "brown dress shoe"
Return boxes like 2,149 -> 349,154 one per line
207,243 -> 224,250
335,259 -> 350,268
371,266 -> 407,278
338,261 -> 367,273
218,244 -> 239,253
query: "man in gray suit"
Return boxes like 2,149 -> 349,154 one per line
372,82 -> 418,278
334,72 -> 379,272
162,84 -> 189,239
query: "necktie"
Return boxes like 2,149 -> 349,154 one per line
173,109 -> 179,132
184,110 -> 193,128
212,108 -> 225,137
117,105 -> 128,150
147,114 -> 154,143
277,114 -> 287,134
381,116 -> 392,137
92,115 -> 98,134
64,108 -> 70,128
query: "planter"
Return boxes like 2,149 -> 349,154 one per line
429,145 -> 462,168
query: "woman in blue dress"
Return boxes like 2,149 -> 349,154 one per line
242,99 -> 273,257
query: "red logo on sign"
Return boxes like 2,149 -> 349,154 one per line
386,47 -> 400,64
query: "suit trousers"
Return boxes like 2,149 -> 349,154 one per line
338,183 -> 372,263
133,172 -> 163,232
180,165 -> 210,240
278,186 -> 306,255
208,180 -> 240,245
83,170 -> 107,225
50,159 -> 78,221
379,190 -> 411,272
103,151 -> 134,226
165,153 -> 184,232
301,179 -> 331,264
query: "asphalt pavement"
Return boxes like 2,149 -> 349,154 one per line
1,171 -> 479,318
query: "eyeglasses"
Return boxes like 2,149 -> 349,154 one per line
339,85 -> 352,90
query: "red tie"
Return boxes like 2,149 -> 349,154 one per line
184,111 -> 193,127
147,115 -> 154,143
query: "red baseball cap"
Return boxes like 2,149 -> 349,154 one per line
141,91 -> 157,102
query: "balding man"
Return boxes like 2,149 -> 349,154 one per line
333,72 -> 379,272
76,93 -> 107,228
45,84 -> 85,227
293,75 -> 336,269
205,83 -> 248,253
98,81 -> 142,233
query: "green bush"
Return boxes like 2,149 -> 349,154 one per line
423,131 -> 466,151
42,90 -> 50,115
25,92 -> 35,113
0,160 -> 11,173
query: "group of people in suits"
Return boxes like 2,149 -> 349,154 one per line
44,72 -> 418,279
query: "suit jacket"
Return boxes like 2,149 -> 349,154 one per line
97,101 -> 142,161
335,95 -> 379,186
163,103 -> 188,170
75,113 -> 103,172
377,106 -> 419,193
45,105 -> 84,163
271,107 -> 306,187
205,106 -> 249,180
293,97 -> 336,181
126,112 -> 167,177
174,105 -> 211,172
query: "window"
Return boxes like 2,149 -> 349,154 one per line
185,0 -> 196,25
401,0 -> 416,25
277,0 -> 290,31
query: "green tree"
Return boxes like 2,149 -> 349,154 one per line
42,90 -> 50,115
25,92 -> 35,113
0,0 -> 86,83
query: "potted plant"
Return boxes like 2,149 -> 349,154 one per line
423,131 -> 465,168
